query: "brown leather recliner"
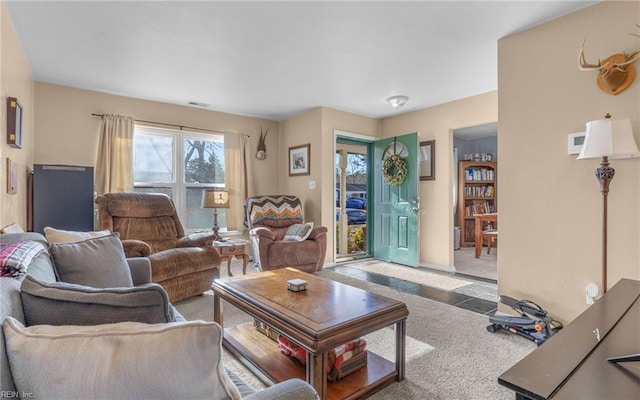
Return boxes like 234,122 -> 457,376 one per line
245,195 -> 327,273
95,192 -> 220,302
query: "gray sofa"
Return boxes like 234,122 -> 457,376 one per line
0,232 -> 318,400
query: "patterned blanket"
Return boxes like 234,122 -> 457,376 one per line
277,336 -> 367,381
0,241 -> 45,278
244,195 -> 303,228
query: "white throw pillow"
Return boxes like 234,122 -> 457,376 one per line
44,226 -> 110,245
3,317 -> 241,400
283,222 -> 314,242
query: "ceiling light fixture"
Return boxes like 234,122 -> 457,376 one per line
387,95 -> 409,110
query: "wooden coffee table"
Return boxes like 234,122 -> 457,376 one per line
212,268 -> 409,400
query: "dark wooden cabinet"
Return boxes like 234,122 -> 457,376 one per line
456,161 -> 497,247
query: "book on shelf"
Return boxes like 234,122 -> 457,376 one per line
464,168 -> 495,181
464,185 -> 495,197
464,200 -> 495,217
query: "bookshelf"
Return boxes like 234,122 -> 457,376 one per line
457,161 -> 497,247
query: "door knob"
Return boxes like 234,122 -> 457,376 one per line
411,198 -> 422,214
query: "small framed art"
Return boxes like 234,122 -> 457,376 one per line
419,140 -> 435,181
289,144 -> 310,176
6,97 -> 23,149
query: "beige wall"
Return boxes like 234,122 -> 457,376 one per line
288,99 -> 494,268
381,92 -> 498,269
498,0 -> 640,322
279,107 -> 379,264
279,108 -> 323,225
33,82 -> 280,202
1,2 -> 34,230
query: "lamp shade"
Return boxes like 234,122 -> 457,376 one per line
577,118 -> 640,160
202,189 -> 230,208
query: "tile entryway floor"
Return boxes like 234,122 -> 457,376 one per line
230,255 -> 498,317
328,259 -> 498,316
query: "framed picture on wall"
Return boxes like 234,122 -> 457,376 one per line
419,140 -> 435,180
289,144 -> 310,176
6,97 -> 23,149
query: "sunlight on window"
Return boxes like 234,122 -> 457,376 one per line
134,132 -> 173,183
133,126 -> 225,232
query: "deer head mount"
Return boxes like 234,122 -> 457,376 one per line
578,24 -> 640,96
256,126 -> 269,160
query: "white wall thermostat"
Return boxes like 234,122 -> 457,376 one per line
568,131 -> 586,155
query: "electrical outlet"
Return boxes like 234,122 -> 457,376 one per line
586,283 -> 599,305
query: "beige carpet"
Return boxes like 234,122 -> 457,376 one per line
351,261 -> 473,290
174,260 -> 534,400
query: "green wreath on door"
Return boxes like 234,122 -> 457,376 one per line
382,154 -> 408,186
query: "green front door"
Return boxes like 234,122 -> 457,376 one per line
372,133 -> 420,267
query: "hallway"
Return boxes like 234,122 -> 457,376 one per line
454,247 -> 496,282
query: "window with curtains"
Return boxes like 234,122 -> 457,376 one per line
133,126 -> 226,232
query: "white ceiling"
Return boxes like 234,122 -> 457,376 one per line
5,1 -> 597,122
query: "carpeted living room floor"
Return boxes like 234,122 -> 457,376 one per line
174,259 -> 535,400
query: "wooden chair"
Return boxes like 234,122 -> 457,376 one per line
483,229 -> 498,254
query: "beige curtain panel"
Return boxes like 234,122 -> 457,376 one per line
95,114 -> 135,195
224,133 -> 254,231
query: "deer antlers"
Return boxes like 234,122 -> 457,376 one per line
258,126 -> 269,152
255,126 -> 269,160
578,23 -> 640,95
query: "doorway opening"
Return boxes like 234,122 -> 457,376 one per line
334,132 -> 420,266
335,138 -> 370,263
453,122 -> 498,282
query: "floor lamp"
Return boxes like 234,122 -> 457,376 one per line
577,114 -> 639,293
202,189 -> 230,240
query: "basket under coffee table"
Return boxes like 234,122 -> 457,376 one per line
212,268 -> 409,400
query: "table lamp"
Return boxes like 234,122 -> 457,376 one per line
202,189 -> 230,239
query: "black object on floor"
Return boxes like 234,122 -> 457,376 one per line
487,295 -> 563,346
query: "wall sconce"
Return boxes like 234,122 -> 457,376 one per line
202,189 -> 230,239
577,114 -> 639,293
387,95 -> 409,109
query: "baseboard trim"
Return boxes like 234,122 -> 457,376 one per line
419,262 -> 456,274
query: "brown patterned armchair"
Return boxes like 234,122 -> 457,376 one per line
96,192 -> 220,302
245,195 -> 327,273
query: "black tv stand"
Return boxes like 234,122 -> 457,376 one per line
499,279 -> 640,400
